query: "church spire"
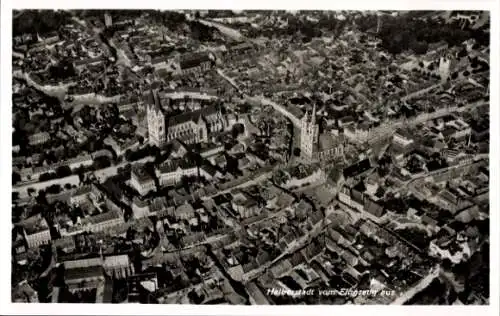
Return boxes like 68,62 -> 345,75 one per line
147,89 -> 162,112
311,103 -> 317,125
303,109 -> 309,122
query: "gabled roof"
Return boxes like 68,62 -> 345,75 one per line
167,104 -> 220,127
363,199 -> 385,217
179,52 -> 211,70
343,159 -> 371,178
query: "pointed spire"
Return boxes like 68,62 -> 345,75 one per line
147,89 -> 155,109
311,103 -> 317,124
147,89 -> 162,113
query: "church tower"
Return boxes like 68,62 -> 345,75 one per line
104,13 -> 113,28
147,89 -> 166,147
300,104 -> 319,159
439,54 -> 451,83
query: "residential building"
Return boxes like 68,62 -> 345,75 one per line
81,210 -> 124,233
103,254 -> 134,279
130,166 -> 156,196
21,214 -> 51,248
28,132 -> 50,146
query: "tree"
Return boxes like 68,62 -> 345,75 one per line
56,165 -> 72,178
124,149 -> 133,161
410,41 -> 429,55
39,172 -> 56,182
293,148 -> 301,157
12,172 -> 21,185
231,123 -> 245,138
137,136 -> 144,145
27,187 -> 36,196
93,156 -> 111,169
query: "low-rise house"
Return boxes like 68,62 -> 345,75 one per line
28,132 -> 50,146
70,185 -> 92,205
247,281 -> 270,305
156,159 -> 213,187
104,136 -> 140,157
103,254 -> 134,279
231,192 -> 260,219
392,128 -> 415,148
12,281 -> 39,303
132,197 -> 150,219
52,236 -> 76,254
429,234 -> 472,264
73,56 -> 106,73
81,210 -> 124,233
175,202 -> 196,220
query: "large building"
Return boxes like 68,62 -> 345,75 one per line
146,91 -> 167,147
300,104 -> 344,161
300,104 -> 319,159
178,52 -> 214,75
21,214 -> 51,248
146,89 -> 226,147
130,165 -> 156,196
104,13 -> 113,27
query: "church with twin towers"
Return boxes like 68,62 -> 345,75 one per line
300,103 -> 344,161
146,89 -> 226,148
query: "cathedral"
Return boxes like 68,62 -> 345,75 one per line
300,104 -> 319,159
146,89 -> 226,147
300,103 -> 344,161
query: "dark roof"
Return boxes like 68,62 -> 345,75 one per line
73,57 -> 104,66
83,210 -> 122,225
22,215 -> 49,235
201,164 -> 218,176
167,105 -> 219,127
308,210 -> 324,226
442,126 -> 457,138
180,53 -> 211,70
158,158 -> 197,173
351,189 -> 364,205
132,166 -> 154,182
171,139 -> 187,153
230,42 -> 254,53
146,89 -> 163,111
363,199 -> 385,217
343,159 -> 371,178
64,266 -> 104,281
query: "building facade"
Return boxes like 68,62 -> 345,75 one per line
300,104 -> 319,160
104,13 -> 113,27
130,166 -> 156,196
146,89 -> 226,147
25,228 -> 51,249
146,90 -> 167,147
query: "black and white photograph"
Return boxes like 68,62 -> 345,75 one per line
1,1 -> 498,315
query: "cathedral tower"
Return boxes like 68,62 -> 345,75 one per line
147,90 -> 166,147
439,54 -> 451,83
300,103 -> 319,159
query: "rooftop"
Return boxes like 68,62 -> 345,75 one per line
21,214 -> 49,235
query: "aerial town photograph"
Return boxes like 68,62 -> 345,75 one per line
10,9 -> 490,305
